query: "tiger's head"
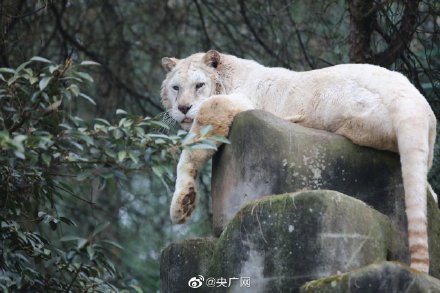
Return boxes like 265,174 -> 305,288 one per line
160,50 -> 224,130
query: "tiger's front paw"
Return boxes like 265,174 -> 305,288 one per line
170,181 -> 197,224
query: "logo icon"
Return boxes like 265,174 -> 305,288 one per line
188,275 -> 204,288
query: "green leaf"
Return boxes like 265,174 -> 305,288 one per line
42,92 -> 50,102
77,238 -> 89,250
94,118 -> 111,126
69,84 -> 80,96
41,153 -> 51,166
16,61 -> 31,72
116,109 -> 127,115
80,133 -> 94,146
149,134 -> 171,140
87,246 -> 95,259
69,141 -> 84,151
104,148 -> 116,158
60,217 -> 76,226
79,93 -> 96,105
60,235 -> 81,242
39,77 -> 52,90
128,151 -> 139,164
29,76 -> 38,85
189,143 -> 218,150
49,65 -> 60,74
101,240 -> 124,250
30,56 -> 52,63
58,123 -> 72,130
118,117 -> 128,127
182,132 -> 197,145
117,151 -> 127,162
92,222 -> 110,237
130,285 -> 143,293
30,91 -> 40,102
212,135 -> 230,144
177,130 -> 188,136
77,172 -> 91,181
113,128 -> 123,139
75,71 -> 94,82
0,67 -> 15,74
152,166 -> 163,177
80,60 -> 100,66
14,150 -> 25,159
150,120 -> 170,130
200,125 -> 213,136
13,134 -> 27,144
7,74 -> 19,86
134,126 -> 145,136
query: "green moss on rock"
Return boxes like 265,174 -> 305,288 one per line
301,261 -> 440,293
207,190 -> 395,293
160,237 -> 216,293
428,192 -> 440,277
212,110 -> 405,238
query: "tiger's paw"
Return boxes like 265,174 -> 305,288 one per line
170,181 -> 197,224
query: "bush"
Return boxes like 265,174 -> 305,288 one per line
0,57 -> 223,292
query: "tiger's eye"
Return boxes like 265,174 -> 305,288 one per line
172,85 -> 179,91
195,82 -> 205,89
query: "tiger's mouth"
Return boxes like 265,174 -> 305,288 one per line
182,118 -> 193,123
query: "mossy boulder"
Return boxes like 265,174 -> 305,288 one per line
160,110 -> 440,292
207,191 -> 396,293
160,238 -> 216,293
211,110 -> 440,277
212,110 -> 405,237
160,191 -> 440,292
301,261 -> 440,293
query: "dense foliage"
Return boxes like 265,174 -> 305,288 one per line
0,58 -> 224,291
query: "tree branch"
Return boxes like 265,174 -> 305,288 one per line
373,0 -> 421,67
347,0 -> 376,63
50,3 -> 163,114
193,0 -> 212,51
238,0 -> 290,67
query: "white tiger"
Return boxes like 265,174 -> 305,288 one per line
160,50 -> 437,273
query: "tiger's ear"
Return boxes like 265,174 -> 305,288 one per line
161,57 -> 179,72
203,50 -> 221,68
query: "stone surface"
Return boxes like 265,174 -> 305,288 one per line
301,261 -> 440,293
160,237 -> 216,293
211,110 -> 440,277
160,110 -> 440,292
212,110 -> 405,238
207,191 -> 396,293
428,194 -> 440,278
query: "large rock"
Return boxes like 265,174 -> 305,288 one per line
160,110 -> 440,292
160,238 -> 216,293
301,261 -> 440,293
160,191 -> 440,292
212,110 -> 405,237
207,191 -> 396,293
211,110 -> 440,277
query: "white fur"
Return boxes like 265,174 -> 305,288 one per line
161,51 -> 437,273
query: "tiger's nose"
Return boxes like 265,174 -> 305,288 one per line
178,105 -> 192,114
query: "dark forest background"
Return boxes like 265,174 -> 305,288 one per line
0,0 -> 439,292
